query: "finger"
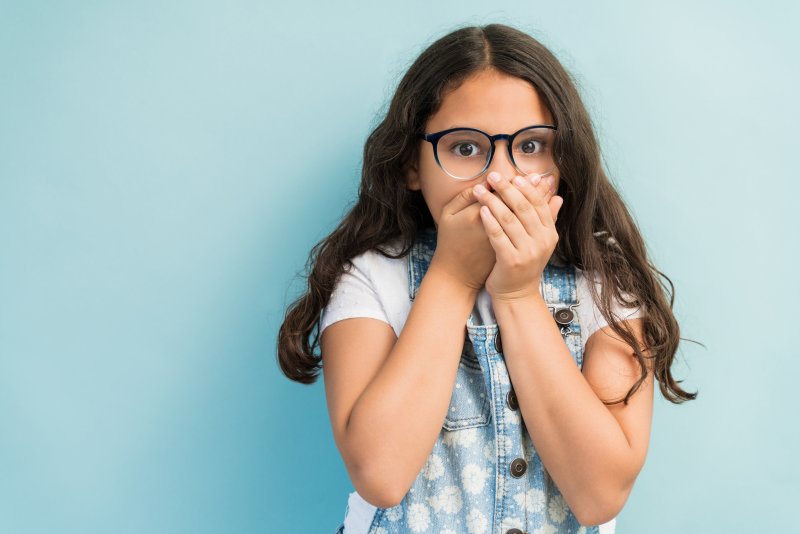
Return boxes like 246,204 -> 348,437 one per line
478,203 -> 515,263
500,170 -> 554,230
474,176 -> 529,251
444,182 -> 485,216
484,173 -> 542,247
503,176 -> 547,236
523,172 -> 557,228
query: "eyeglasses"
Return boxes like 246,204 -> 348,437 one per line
417,124 -> 559,181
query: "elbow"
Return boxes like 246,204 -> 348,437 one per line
351,471 -> 406,509
347,455 -> 407,509
574,452 -> 642,526
354,486 -> 404,510
573,480 -> 634,526
339,426 -> 409,509
573,495 -> 622,527
574,502 -> 619,528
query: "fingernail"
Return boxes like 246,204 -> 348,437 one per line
474,184 -> 486,195
547,175 -> 555,187
530,175 -> 542,186
488,172 -> 501,183
513,176 -> 526,187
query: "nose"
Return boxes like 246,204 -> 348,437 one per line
481,140 -> 517,190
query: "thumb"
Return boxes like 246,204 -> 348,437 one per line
444,183 -> 483,216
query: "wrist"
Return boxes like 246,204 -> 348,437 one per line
426,262 -> 481,299
488,278 -> 543,303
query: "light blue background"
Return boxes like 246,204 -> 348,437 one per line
1,1 -> 797,532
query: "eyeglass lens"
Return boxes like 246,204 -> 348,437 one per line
436,126 -> 556,180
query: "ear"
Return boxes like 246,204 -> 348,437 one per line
405,163 -> 421,191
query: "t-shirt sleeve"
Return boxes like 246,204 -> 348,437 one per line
577,269 -> 646,344
319,251 -> 392,335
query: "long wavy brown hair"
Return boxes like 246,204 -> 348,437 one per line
277,23 -> 699,405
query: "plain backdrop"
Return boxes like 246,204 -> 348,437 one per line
1,1 -> 798,533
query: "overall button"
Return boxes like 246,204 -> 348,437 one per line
509,458 -> 527,478
494,330 -> 503,353
506,388 -> 519,410
505,529 -> 524,534
553,307 -> 574,326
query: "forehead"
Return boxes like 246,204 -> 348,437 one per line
429,70 -> 553,133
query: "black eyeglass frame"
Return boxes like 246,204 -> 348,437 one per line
417,124 -> 561,181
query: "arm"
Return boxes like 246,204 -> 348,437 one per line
321,265 -> 478,508
492,292 -> 654,526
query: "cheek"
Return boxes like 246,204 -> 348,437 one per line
428,195 -> 448,224
422,186 -> 462,225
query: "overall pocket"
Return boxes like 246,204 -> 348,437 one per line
442,344 -> 492,431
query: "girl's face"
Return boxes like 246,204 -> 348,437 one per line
406,68 -> 559,229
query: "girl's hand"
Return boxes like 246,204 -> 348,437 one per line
472,171 -> 564,301
430,185 -> 496,292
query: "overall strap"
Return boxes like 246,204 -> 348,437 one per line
541,260 -> 586,368
541,261 -> 580,336
407,226 -> 437,302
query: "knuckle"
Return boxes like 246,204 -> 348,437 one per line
515,200 -> 532,214
500,211 -> 516,226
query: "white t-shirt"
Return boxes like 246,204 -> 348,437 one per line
320,242 -> 644,347
320,241 -> 644,534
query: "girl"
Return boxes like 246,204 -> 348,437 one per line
277,23 -> 696,534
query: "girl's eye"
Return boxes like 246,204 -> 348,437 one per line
450,142 -> 483,157
518,138 -> 543,154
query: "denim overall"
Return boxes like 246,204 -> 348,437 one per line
335,226 -> 597,534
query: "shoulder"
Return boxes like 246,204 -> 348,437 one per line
574,266 -> 644,313
573,266 -> 646,349
320,239 -> 408,337
326,238 -> 407,299
346,238 -> 406,282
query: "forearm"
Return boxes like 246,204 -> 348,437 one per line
492,289 -> 635,524
346,265 -> 478,506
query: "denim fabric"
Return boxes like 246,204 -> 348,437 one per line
362,226 -> 597,534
